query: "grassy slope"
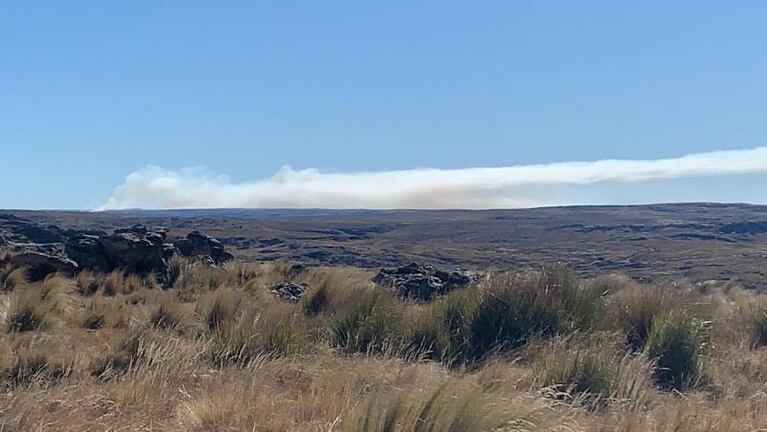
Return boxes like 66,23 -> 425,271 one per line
1,260 -> 767,431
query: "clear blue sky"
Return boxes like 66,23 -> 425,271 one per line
1,1 -> 766,209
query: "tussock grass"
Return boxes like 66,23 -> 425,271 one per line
468,265 -> 604,361
2,262 -> 767,430
5,289 -> 50,332
407,289 -> 477,364
196,288 -> 241,332
75,270 -> 100,296
531,334 -> 653,409
1,266 -> 26,292
208,306 -> 305,366
330,289 -> 403,355
645,309 -> 710,391
3,351 -> 71,387
608,282 -> 682,351
150,301 -> 186,330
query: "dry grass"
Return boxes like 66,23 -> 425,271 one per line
0,261 -> 766,431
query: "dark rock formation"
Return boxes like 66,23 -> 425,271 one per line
372,262 -> 474,300
719,221 -> 767,235
270,282 -> 309,302
174,231 -> 233,264
2,242 -> 78,281
1,217 -> 234,286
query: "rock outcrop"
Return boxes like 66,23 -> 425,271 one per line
173,231 -> 233,264
372,262 -> 474,300
2,242 -> 78,281
1,216 -> 233,285
270,282 -> 309,302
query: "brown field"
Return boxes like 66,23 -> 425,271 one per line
2,258 -> 767,431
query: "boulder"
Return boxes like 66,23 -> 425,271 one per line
372,262 -> 474,300
65,233 -> 112,273
65,225 -> 178,285
2,242 -> 78,281
174,231 -> 233,264
98,225 -> 178,284
270,282 -> 309,302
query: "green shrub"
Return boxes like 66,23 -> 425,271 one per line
644,310 -> 709,391
330,290 -> 403,355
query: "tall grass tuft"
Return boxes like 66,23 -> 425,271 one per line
150,301 -> 185,330
303,281 -> 333,315
468,265 -> 604,361
5,290 -> 49,332
330,289 -> 403,355
208,308 -> 305,366
645,309 -> 709,391
407,290 -> 477,365
608,284 -> 678,351
196,289 -> 241,332
532,335 -> 653,409
4,352 -> 71,387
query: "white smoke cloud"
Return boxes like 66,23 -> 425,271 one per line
98,147 -> 767,210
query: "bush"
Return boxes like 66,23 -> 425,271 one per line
645,309 -> 709,391
468,266 -> 603,361
330,290 -> 403,355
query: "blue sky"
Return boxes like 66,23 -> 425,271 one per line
1,1 -> 766,209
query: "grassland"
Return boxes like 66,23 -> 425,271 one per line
2,259 -> 767,431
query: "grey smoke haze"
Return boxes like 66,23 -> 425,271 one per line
98,147 -> 767,210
